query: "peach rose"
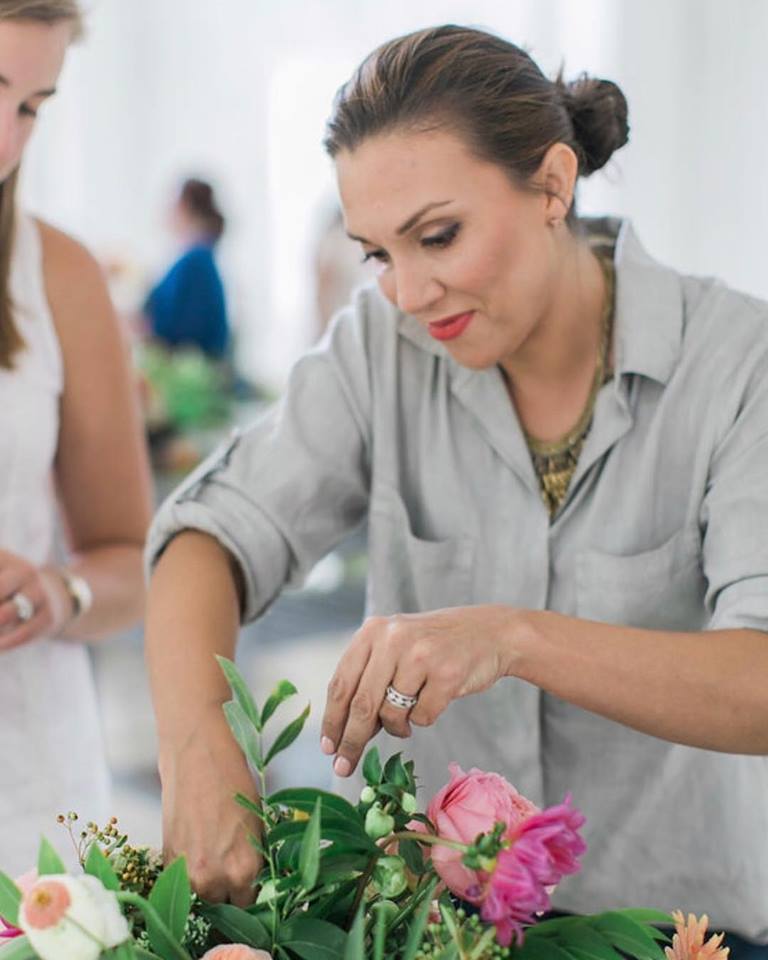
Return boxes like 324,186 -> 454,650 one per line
200,946 -> 273,960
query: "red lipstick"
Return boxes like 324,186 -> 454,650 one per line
427,310 -> 474,341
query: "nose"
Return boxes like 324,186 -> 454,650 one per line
383,259 -> 444,316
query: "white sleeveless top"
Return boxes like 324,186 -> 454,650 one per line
0,213 -> 109,874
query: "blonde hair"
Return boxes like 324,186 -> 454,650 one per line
0,0 -> 83,369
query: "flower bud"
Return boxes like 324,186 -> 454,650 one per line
359,786 -> 376,805
365,805 -> 395,840
372,899 -> 399,926
400,792 -> 417,815
372,856 -> 408,899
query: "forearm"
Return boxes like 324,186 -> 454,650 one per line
52,543 -> 145,642
511,610 -> 768,754
145,530 -> 243,759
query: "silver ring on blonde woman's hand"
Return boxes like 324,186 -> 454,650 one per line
384,685 -> 419,710
11,592 -> 35,623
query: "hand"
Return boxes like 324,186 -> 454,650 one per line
160,709 -> 263,905
0,552 -> 73,651
321,605 -> 518,777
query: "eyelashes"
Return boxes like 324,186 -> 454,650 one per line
361,221 -> 461,264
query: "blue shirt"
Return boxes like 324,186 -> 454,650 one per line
145,243 -> 229,358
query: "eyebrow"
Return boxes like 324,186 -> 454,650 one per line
347,199 -> 454,244
0,73 -> 57,98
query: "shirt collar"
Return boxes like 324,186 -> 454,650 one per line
395,216 -> 684,387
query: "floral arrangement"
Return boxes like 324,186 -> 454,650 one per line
0,659 -> 729,960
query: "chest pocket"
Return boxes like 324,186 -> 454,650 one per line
367,484 -> 475,615
576,524 -> 706,631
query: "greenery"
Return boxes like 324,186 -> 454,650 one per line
0,660 -> 674,959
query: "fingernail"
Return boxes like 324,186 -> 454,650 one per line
334,756 -> 351,777
320,736 -> 335,755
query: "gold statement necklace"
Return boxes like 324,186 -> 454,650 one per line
525,254 -> 615,518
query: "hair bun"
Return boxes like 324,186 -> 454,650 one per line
559,74 -> 629,176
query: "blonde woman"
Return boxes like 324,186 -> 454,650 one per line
0,1 -> 152,871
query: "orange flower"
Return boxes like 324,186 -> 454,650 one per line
665,911 -> 729,960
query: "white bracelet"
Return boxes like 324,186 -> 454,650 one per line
59,569 -> 93,618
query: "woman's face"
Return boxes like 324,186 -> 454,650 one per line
0,19 -> 70,183
336,127 -> 559,370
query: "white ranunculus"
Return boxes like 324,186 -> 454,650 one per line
18,873 -> 130,960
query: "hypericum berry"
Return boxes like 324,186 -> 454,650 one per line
360,785 -> 376,805
400,792 -> 417,815
372,855 -> 408,899
365,804 -> 395,840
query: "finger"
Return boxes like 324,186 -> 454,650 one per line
333,627 -> 401,777
321,621 -> 378,755
379,665 -> 426,739
0,566 -> 27,603
0,606 -> 52,651
409,677 -> 452,729
0,583 -> 48,634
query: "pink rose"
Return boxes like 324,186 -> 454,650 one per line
419,763 -> 539,898
200,947 -> 273,960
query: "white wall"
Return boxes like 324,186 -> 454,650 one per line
19,0 -> 768,387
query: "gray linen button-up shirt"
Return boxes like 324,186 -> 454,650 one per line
148,218 -> 768,940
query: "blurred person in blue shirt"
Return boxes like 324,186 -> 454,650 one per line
144,178 -> 229,359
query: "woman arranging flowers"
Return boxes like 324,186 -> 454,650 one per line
146,23 -> 768,957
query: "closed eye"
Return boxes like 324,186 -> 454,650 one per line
422,222 -> 460,249
361,248 -> 389,265
19,103 -> 37,119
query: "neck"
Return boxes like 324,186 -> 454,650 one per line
500,234 -> 607,388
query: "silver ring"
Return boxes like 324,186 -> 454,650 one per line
385,685 -> 419,710
12,592 -> 35,623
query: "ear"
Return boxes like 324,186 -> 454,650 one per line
537,142 -> 579,225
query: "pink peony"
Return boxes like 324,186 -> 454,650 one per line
0,870 -> 37,941
200,947 -> 273,960
418,763 -> 539,898
478,795 -> 587,946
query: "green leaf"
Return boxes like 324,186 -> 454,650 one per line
217,655 -> 262,730
383,752 -> 409,788
402,878 -> 437,960
115,891 -> 191,960
399,838 -> 426,876
0,935 -> 36,960
268,787 -> 363,825
373,898 -> 388,960
37,837 -> 65,875
265,703 -> 311,766
279,917 -> 349,959
594,912 -> 666,959
0,870 -> 22,927
516,939 -> 573,960
298,797 -> 322,891
261,679 -> 298,726
84,842 -> 120,891
198,902 -> 271,949
344,907 -> 365,960
224,699 -> 264,770
558,923 -> 625,960
468,927 -> 500,960
268,818 -> 378,854
105,944 -> 139,960
362,746 -> 382,785
148,856 -> 191,945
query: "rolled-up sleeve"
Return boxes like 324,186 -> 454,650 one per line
145,301 -> 373,622
701,349 -> 768,632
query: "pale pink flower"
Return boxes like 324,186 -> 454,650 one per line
665,911 -> 729,960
